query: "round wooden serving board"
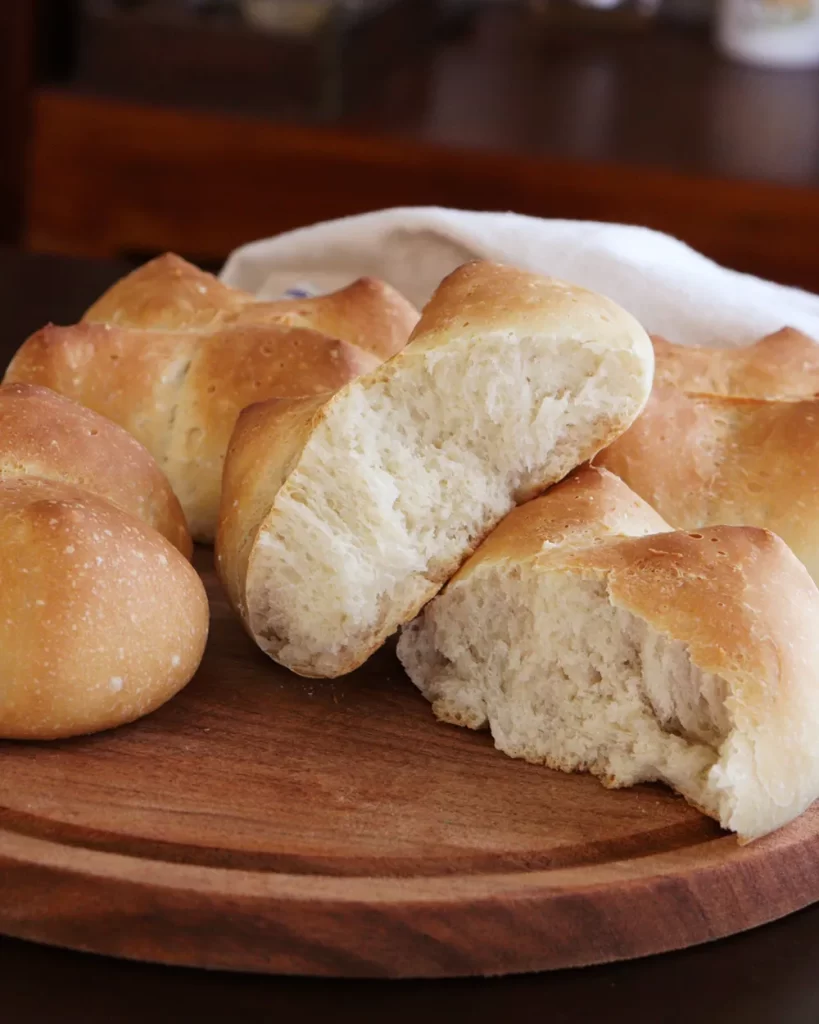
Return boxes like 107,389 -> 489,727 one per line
1,551 -> 819,979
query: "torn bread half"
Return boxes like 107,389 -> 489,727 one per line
398,467 -> 819,841
216,261 -> 655,678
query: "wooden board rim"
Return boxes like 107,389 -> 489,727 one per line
3,809 -> 819,977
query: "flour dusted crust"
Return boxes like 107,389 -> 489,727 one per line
0,383 -> 208,740
0,382 -> 190,556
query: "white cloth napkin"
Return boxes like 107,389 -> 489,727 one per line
220,206 -> 819,346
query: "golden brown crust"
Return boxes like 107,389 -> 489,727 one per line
169,327 -> 378,540
596,385 -> 819,582
0,383 -> 191,557
5,322 -> 198,470
83,253 -> 252,330
653,328 -> 819,399
0,477 -> 208,740
409,260 -> 644,357
84,257 -> 418,359
454,466 -> 670,579
216,393 -> 333,620
230,277 -> 418,360
556,526 -> 819,741
7,255 -> 415,541
4,319 -> 378,542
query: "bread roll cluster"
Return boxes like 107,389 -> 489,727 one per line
8,251 -> 819,843
217,261 -> 655,676
6,254 -> 417,541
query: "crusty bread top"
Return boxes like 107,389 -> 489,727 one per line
217,393 -> 332,620
653,327 -> 819,399
83,253 -> 418,360
0,383 -> 191,557
84,253 -> 252,330
409,260 -> 650,360
595,385 -> 819,581
0,475 -> 208,740
5,252 -> 417,543
449,466 -> 671,579
230,277 -> 419,360
5,323 -> 199,469
5,315 -> 380,542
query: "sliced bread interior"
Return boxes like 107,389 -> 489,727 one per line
217,262 -> 655,678
398,468 -> 819,841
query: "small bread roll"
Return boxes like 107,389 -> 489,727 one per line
217,261 -> 654,678
0,477 -> 208,740
398,467 -> 819,842
83,253 -> 418,359
653,327 -> 819,399
596,384 -> 819,583
5,254 -> 414,541
84,252 -> 252,330
0,383 -> 191,557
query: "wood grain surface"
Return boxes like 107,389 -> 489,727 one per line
1,549 -> 819,978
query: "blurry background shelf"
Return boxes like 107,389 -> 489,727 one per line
73,0 -> 443,121
5,1 -> 819,290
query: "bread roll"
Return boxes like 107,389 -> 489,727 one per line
84,252 -> 252,330
83,252 -> 418,359
0,383 -> 191,557
398,467 -> 819,841
0,384 -> 208,739
653,327 -> 819,398
5,254 -> 415,541
596,384 -> 819,583
216,261 -> 654,678
0,478 -> 208,740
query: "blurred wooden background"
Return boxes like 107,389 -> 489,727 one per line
4,0 -> 819,290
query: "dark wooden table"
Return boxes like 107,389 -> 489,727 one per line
4,247 -> 819,1024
